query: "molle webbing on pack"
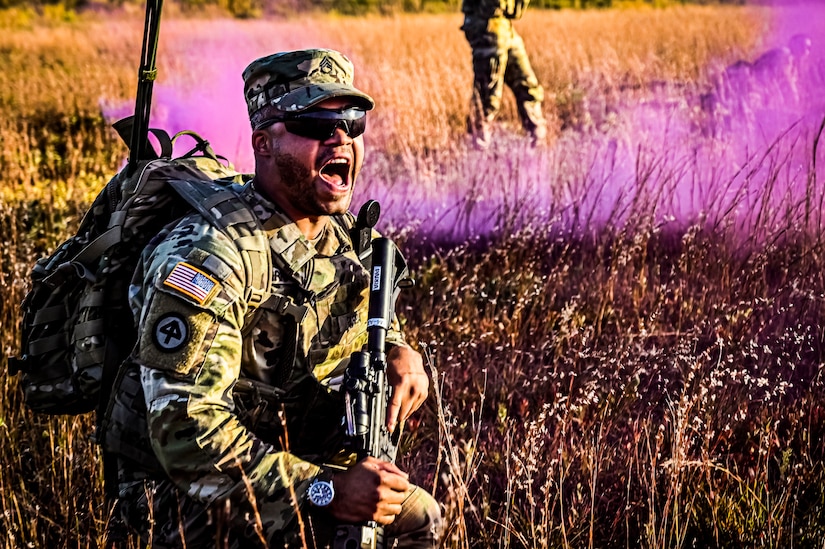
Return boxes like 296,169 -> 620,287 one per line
9,143 -> 271,418
100,362 -> 163,474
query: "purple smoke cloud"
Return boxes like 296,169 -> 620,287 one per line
370,1 -> 825,242
100,5 -> 825,243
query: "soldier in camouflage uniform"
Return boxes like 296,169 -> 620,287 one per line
103,48 -> 442,548
461,0 -> 547,147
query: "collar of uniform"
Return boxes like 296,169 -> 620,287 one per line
243,181 -> 351,275
315,216 -> 352,257
240,181 -> 292,231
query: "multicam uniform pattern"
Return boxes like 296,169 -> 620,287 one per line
242,48 -> 375,129
461,0 -> 546,144
106,182 -> 430,547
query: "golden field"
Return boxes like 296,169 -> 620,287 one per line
3,4 -> 825,548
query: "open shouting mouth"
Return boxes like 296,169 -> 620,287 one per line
319,156 -> 352,190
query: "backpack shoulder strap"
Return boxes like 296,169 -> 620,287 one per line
168,178 -> 272,310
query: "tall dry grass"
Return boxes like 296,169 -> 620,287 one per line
4,4 -> 825,548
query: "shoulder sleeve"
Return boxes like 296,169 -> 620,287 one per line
141,213 -> 250,315
132,214 -> 250,375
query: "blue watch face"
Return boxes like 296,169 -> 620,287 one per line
309,480 -> 334,507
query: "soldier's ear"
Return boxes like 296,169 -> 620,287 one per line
251,128 -> 273,155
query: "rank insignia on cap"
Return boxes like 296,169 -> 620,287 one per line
163,262 -> 220,305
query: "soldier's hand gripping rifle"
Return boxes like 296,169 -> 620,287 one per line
336,202 -> 413,549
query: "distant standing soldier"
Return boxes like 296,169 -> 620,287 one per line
461,0 -> 547,147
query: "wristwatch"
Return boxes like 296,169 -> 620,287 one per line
307,475 -> 335,507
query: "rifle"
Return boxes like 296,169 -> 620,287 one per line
337,225 -> 413,549
112,0 -> 164,176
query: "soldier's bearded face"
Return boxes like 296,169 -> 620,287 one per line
263,98 -> 365,219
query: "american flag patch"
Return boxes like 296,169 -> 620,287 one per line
163,262 -> 219,305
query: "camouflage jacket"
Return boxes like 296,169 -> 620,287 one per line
110,181 -> 409,532
462,0 -> 529,19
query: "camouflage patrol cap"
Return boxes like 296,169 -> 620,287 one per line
243,48 -> 375,130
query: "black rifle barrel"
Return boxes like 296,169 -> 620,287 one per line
338,236 -> 410,549
127,0 -> 163,175
365,238 -> 395,356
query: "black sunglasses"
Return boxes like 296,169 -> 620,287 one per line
258,107 -> 368,141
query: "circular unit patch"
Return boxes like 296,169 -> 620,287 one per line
152,313 -> 191,352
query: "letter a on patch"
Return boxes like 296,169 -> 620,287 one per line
163,262 -> 220,305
